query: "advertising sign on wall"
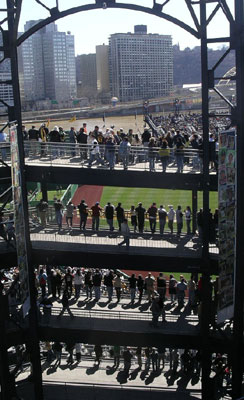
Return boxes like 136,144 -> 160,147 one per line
217,129 -> 236,324
10,125 -> 30,316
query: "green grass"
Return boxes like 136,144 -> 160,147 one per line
35,190 -> 66,201
101,187 -> 218,211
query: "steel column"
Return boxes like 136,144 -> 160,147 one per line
200,2 -> 212,399
0,295 -> 16,399
232,0 -> 244,397
6,1 -> 43,399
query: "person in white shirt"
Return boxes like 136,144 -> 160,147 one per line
167,206 -> 175,234
158,205 -> 167,235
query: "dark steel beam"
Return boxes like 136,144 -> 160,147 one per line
17,2 -> 200,47
200,2 -> 212,399
232,0 -> 244,398
24,165 -> 218,192
6,1 -> 43,399
30,246 -> 218,273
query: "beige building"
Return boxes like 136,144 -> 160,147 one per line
96,44 -> 110,93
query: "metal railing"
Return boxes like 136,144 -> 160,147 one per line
45,306 -> 198,324
0,141 -> 213,174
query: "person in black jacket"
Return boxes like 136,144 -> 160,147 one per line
104,270 -> 114,302
28,125 -> 39,156
78,199 -> 88,230
135,202 -> 146,233
104,202 -> 114,231
58,290 -> 74,318
49,126 -> 61,158
115,202 -> 125,231
92,269 -> 102,302
76,127 -> 87,162
137,274 -> 144,303
128,273 -> 137,304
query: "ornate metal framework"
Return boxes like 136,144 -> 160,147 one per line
0,1 -> 244,399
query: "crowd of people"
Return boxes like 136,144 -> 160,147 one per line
34,198 -> 219,244
0,111 -> 227,172
10,340 -> 231,397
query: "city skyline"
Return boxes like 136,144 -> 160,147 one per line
17,0 -> 234,55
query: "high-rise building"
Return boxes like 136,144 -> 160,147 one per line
109,25 -> 173,102
96,44 -> 110,93
75,54 -> 97,98
19,21 -> 77,102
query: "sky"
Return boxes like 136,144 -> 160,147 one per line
17,0 -> 234,55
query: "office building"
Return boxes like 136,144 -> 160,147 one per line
19,21 -> 77,102
109,25 -> 173,102
96,44 -> 110,93
75,53 -> 97,98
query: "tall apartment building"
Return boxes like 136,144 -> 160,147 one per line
75,54 -> 97,98
19,21 -> 77,102
109,25 -> 173,102
96,44 -> 110,93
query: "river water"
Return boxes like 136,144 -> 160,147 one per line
24,114 -> 146,134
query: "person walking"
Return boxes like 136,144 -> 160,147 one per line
78,199 -> 88,231
91,201 -> 102,231
58,291 -> 74,318
118,219 -> 130,249
168,206 -> 175,235
104,202 -> 114,232
135,202 -> 146,234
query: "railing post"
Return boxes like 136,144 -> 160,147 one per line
192,189 -> 198,234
